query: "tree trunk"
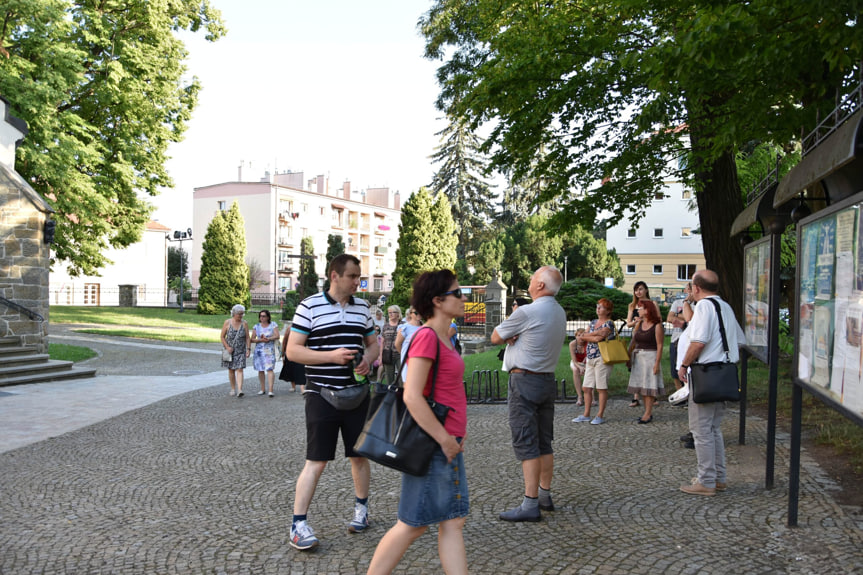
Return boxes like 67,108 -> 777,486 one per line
689,132 -> 745,321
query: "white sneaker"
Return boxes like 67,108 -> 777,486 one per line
229,390 -> 236,396
289,520 -> 319,550
268,392 -> 274,398
257,390 -> 265,395
348,502 -> 370,533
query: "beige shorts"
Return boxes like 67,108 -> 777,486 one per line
582,356 -> 612,390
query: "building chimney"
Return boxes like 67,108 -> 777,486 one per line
343,181 -> 351,200
393,191 -> 401,211
238,160 -> 243,182
317,175 -> 325,195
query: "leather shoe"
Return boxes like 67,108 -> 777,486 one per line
680,480 -> 716,496
499,505 -> 541,522
715,482 -> 727,492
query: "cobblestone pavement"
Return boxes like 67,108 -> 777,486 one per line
0,331 -> 861,574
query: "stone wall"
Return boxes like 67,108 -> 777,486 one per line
0,164 -> 52,353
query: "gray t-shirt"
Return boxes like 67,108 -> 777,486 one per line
495,296 -> 567,373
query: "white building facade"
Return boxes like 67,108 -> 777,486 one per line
606,177 -> 705,299
191,171 -> 402,300
49,221 -> 171,306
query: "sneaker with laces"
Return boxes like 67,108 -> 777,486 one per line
590,416 -> 606,425
289,520 -> 319,550
572,415 -> 591,423
348,502 -> 370,533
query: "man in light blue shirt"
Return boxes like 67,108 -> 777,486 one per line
492,266 -> 567,522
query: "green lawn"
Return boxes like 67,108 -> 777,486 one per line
48,343 -> 98,362
50,306 -> 230,330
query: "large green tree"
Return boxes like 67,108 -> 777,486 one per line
322,234 -> 346,292
500,214 -> 564,292
561,226 -> 624,288
421,0 -> 863,317
197,202 -> 249,315
429,113 -> 494,263
391,188 -> 458,305
0,0 -> 225,276
167,246 -> 189,282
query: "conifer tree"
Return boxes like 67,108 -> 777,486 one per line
429,113 -> 494,262
299,237 -> 318,299
197,202 -> 250,314
391,188 -> 457,305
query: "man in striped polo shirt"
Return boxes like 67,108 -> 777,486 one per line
285,253 -> 379,551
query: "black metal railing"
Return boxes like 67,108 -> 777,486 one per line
0,297 -> 44,322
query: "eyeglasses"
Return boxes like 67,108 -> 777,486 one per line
441,288 -> 463,299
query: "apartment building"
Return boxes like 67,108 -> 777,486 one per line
606,177 -> 705,299
191,171 -> 402,300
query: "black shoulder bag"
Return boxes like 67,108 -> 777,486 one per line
353,327 -> 453,476
689,298 -> 741,404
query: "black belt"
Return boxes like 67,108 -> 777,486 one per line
510,368 -> 553,376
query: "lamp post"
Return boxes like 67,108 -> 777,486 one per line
167,228 -> 192,312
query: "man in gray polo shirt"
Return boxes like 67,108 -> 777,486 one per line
491,265 -> 567,522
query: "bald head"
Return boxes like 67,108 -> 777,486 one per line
530,266 -> 563,298
693,269 -> 719,295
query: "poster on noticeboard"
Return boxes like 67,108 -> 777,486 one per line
743,236 -> 770,363
796,202 -> 863,423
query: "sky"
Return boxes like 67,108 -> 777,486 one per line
151,0 -> 445,233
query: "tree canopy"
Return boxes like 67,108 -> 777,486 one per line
299,237 -> 318,299
0,0 -> 225,276
421,0 -> 863,316
197,202 -> 249,315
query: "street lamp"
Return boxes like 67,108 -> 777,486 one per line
167,228 -> 192,312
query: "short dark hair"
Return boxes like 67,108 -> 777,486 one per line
259,309 -> 271,320
514,297 -> 530,307
328,253 -> 360,278
411,269 -> 457,320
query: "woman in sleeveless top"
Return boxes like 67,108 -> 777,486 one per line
221,304 -> 250,397
626,300 -> 665,423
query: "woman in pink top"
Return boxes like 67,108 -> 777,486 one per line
368,269 -> 468,575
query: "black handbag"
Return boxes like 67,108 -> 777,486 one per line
689,298 -> 741,404
353,328 -> 452,476
382,348 -> 394,365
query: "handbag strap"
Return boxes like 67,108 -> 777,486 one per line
399,327 -> 441,402
705,298 -> 731,363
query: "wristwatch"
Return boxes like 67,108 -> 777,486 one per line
681,364 -> 690,369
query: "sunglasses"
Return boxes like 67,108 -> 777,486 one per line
441,288 -> 464,299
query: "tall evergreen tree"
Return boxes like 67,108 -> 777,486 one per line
391,188 -> 457,306
322,234 -> 346,292
299,237 -> 318,299
429,113 -> 495,262
197,202 -> 249,315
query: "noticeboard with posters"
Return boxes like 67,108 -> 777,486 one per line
795,196 -> 863,424
743,236 -> 771,363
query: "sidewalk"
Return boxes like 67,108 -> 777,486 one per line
0,330 -> 861,573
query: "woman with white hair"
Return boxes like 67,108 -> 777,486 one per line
220,304 -> 251,397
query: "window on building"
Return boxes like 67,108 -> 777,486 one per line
626,264 -> 636,275
682,189 -> 692,200
374,279 -> 383,291
681,227 -> 692,238
627,229 -> 637,239
678,264 -> 697,281
217,200 -> 226,211
654,228 -> 664,238
654,192 -> 666,201
653,265 -> 663,275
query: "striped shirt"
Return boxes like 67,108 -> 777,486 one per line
290,291 -> 374,389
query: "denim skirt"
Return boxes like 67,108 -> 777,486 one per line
398,446 -> 469,527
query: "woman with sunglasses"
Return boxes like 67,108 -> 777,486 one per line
251,309 -> 280,397
367,271 -> 469,575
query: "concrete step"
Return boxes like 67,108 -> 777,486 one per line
0,365 -> 98,387
0,336 -> 23,348
0,359 -> 78,381
0,346 -> 38,358
0,353 -> 50,368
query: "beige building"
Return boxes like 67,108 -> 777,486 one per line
607,176 -> 706,300
191,171 -> 402,300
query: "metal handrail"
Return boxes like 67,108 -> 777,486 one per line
0,297 -> 44,322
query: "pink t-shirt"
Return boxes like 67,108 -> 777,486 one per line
405,327 -> 467,438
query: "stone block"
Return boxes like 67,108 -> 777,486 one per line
4,238 -> 20,257
21,239 -> 40,257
